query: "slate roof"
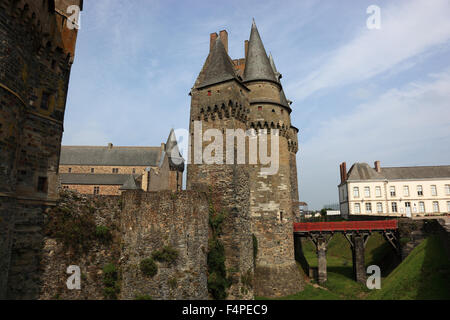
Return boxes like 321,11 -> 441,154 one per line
347,163 -> 450,181
119,175 -> 139,190
60,146 -> 161,166
195,37 -> 240,89
243,20 -> 277,83
60,173 -> 141,186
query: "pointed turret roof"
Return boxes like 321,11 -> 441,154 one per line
165,129 -> 185,170
269,53 -> 281,81
243,20 -> 277,83
120,175 -> 139,190
195,37 -> 239,89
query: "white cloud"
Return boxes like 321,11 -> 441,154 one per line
289,0 -> 450,100
299,70 -> 450,209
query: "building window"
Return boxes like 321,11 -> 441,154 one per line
41,92 -> 50,110
447,201 -> 450,213
445,185 -> 450,195
63,186 -> 69,190
112,168 -> 119,174
37,177 -> 48,193
392,202 -> 398,213
258,106 -> 262,111
417,185 -> 423,196
403,186 -> 409,197
207,90 -> 211,96
353,187 -> 359,198
377,202 -> 383,213
91,168 -> 95,173
94,186 -> 100,195
375,186 -> 381,197
431,185 -> 437,196
433,201 -> 439,213
390,186 -> 396,197
365,203 -> 372,213
68,168 -> 72,173
354,203 -> 361,214
419,202 -> 425,213
132,168 -> 136,174
364,186 -> 370,197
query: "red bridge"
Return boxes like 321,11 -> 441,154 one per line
293,220 -> 398,234
293,220 -> 400,285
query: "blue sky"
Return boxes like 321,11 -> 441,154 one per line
63,0 -> 450,210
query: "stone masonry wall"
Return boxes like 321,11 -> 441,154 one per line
39,191 -> 122,300
120,190 -> 210,300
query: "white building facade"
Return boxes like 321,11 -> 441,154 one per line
338,161 -> 450,219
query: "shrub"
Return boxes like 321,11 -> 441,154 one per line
152,246 -> 179,265
102,263 -> 120,299
140,258 -> 158,277
95,225 -> 112,243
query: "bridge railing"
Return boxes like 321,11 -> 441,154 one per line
293,220 -> 398,233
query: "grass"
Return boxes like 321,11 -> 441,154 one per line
368,235 -> 450,300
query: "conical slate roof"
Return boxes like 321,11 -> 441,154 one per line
243,21 -> 277,83
119,175 -> 139,190
196,37 -> 238,88
279,89 -> 290,108
269,53 -> 281,81
165,129 -> 185,169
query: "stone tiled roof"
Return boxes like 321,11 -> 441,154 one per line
347,163 -> 450,181
243,21 -> 277,83
119,175 -> 139,190
60,173 -> 141,185
195,37 -> 240,89
60,146 -> 161,166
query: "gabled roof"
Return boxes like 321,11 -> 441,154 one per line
346,163 -> 450,181
243,20 -> 277,83
60,146 -> 161,166
347,163 -> 384,181
195,37 -> 240,89
119,175 -> 139,190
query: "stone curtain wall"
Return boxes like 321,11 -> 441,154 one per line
39,191 -> 122,300
120,190 -> 210,300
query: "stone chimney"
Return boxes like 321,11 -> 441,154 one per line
210,32 -> 218,52
374,160 -> 381,173
108,143 -> 113,149
219,30 -> 228,53
340,162 -> 347,183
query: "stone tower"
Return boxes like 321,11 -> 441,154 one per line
187,33 -> 254,299
243,21 -> 302,297
187,22 -> 303,298
0,0 -> 83,299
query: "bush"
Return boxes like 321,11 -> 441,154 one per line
95,225 -> 112,243
152,246 -> 179,265
102,263 -> 120,299
140,258 -> 158,277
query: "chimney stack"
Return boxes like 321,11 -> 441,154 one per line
374,160 -> 381,173
210,32 -> 218,52
219,30 -> 228,53
108,143 -> 113,149
340,162 -> 347,183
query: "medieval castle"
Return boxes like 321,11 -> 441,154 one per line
0,0 -> 305,299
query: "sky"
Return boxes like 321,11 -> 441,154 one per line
63,0 -> 450,210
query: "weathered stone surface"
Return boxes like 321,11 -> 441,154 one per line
120,190 -> 209,300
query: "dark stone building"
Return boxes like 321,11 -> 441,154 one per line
0,0 -> 83,299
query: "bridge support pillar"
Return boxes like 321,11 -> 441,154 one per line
317,237 -> 327,284
309,234 -> 333,284
346,233 -> 370,284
